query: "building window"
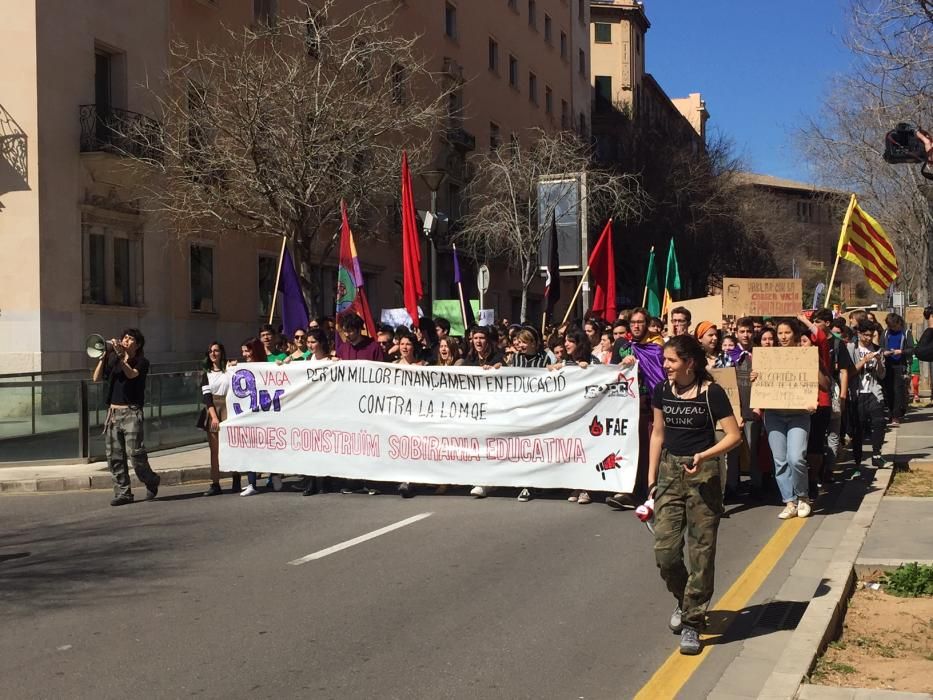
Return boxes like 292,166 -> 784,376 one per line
258,254 -> 278,317
594,75 -> 612,109
560,31 -> 567,59
488,38 -> 499,73
528,0 -> 536,28
509,55 -> 518,88
797,201 -> 814,223
561,99 -> 569,129
253,0 -> 277,27
391,63 -> 405,104
82,219 -> 143,307
544,14 -> 552,42
190,244 -> 214,312
545,85 -> 553,114
509,133 -> 519,157
595,22 -> 611,43
529,72 -> 538,104
636,32 -> 642,53
578,48 -> 585,75
578,0 -> 585,23
490,122 -> 501,150
508,0 -> 517,11
445,2 -> 457,39
578,112 -> 587,137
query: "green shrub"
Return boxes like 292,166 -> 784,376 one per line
881,563 -> 933,597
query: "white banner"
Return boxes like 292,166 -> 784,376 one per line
219,362 -> 640,492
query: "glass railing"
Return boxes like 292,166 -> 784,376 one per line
0,369 -> 206,463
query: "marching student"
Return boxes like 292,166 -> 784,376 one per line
669,307 -> 692,337
233,338 -> 266,496
648,334 -> 741,655
852,320 -> 888,469
881,313 -> 912,427
199,342 -> 234,496
301,328 -> 335,497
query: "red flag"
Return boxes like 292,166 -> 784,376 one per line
400,151 -> 423,324
336,200 -> 377,338
588,219 -> 616,321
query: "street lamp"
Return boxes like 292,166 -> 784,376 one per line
419,168 -> 447,308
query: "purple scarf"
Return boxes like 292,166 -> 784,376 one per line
725,346 -> 749,366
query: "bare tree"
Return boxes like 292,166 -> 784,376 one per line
800,0 -> 933,303
120,0 -> 454,304
455,128 -> 645,322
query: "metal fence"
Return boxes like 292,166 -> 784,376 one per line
0,364 -> 205,463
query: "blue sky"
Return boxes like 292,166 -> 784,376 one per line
643,0 -> 853,184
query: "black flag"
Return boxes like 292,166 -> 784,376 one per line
544,213 -> 561,315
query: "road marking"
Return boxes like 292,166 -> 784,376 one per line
633,517 -> 808,699
287,512 -> 433,566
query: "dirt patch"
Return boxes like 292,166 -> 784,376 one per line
811,586 -> 933,693
888,462 -> 933,497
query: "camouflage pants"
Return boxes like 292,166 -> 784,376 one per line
105,407 -> 158,498
653,449 -> 724,630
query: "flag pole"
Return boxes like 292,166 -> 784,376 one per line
826,194 -> 857,305
268,235 -> 288,325
560,266 -> 591,326
641,245 -> 654,307
452,244 -> 469,332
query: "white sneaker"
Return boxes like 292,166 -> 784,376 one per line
796,500 -> 812,518
240,484 -> 259,497
517,488 -> 531,502
470,485 -> 487,498
778,502 -> 798,519
271,475 -> 283,491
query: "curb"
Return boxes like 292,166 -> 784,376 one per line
757,432 -> 897,699
797,685 -> 933,699
0,466 -> 212,494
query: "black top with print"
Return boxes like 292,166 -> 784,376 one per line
651,380 -> 734,456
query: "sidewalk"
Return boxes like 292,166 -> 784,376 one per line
714,408 -> 933,700
0,444 -> 212,493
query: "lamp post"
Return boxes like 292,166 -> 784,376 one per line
419,168 -> 447,313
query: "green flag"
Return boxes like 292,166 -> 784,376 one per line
663,238 -> 681,314
645,247 -> 662,317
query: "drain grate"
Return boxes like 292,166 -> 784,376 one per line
755,600 -> 809,630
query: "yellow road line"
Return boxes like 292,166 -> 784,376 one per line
633,517 -> 808,700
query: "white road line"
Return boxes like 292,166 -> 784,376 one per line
287,512 -> 433,566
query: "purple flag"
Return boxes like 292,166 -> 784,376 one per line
631,341 -> 665,394
278,246 -> 310,338
453,246 -> 462,285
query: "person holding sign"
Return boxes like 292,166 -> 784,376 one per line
759,320 -> 816,519
852,320 -> 888,469
647,335 -> 741,656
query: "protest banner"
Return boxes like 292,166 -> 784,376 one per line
677,295 -> 723,329
219,362 -> 640,492
433,300 -> 482,336
380,307 -> 422,327
749,347 -> 819,409
722,278 -> 803,318
711,366 -> 741,421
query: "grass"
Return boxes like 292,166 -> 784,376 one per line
882,563 -> 933,597
887,464 -> 933,497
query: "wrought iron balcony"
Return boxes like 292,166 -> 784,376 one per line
444,122 -> 476,152
79,105 -> 162,162
0,103 -> 28,185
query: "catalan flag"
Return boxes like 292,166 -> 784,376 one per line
836,195 -> 898,294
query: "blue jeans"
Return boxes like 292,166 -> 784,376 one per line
764,411 -> 810,503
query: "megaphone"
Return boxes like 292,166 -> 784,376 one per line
85,334 -> 108,359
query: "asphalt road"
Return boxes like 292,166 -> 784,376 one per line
0,482 -> 787,700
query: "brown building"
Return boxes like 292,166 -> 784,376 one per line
0,0 -> 590,372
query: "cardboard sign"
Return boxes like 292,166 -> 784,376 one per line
722,278 -> 803,318
675,295 -> 723,330
750,347 -> 819,410
432,300 -> 482,337
711,366 -> 741,421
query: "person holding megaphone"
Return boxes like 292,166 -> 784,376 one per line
91,328 -> 161,506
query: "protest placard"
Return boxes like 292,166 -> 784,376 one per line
722,278 -> 803,318
432,300 -> 482,336
219,362 -> 640,492
749,346 -> 819,409
711,366 -> 741,421
676,295 -> 723,329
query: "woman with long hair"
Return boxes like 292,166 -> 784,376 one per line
463,326 -> 504,368
882,312 -> 912,426
435,337 -> 464,366
235,338 -> 266,496
647,334 -> 740,655
200,342 -> 233,496
300,328 -> 335,497
394,332 -> 426,366
762,319 -> 815,519
597,329 -> 614,365
757,327 -> 776,347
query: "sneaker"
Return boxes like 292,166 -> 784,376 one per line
778,502 -> 798,520
270,475 -> 283,491
796,499 -> 812,518
606,493 -> 634,509
669,605 -> 683,633
470,485 -> 488,498
871,454 -> 887,468
366,487 -> 380,496
240,484 -> 259,497
517,488 -> 531,502
145,474 -> 161,501
203,482 -> 222,497
302,485 -> 317,497
340,487 -> 356,495
398,482 -> 414,498
577,491 -> 591,505
567,490 -> 580,503
110,494 -> 134,507
679,627 -> 701,655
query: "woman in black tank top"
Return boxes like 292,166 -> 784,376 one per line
647,334 -> 741,656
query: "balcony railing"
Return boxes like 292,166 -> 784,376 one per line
0,103 -> 28,184
79,105 -> 163,162
444,123 -> 476,152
